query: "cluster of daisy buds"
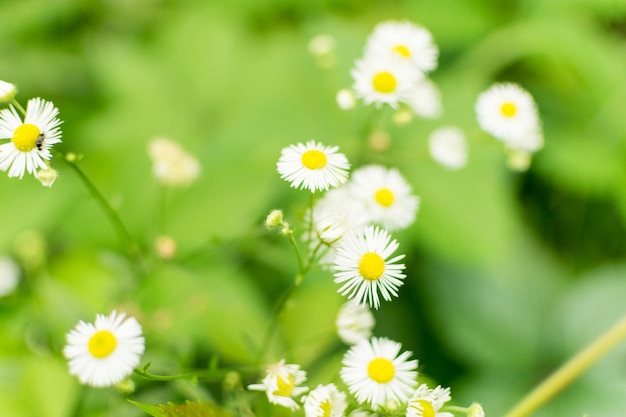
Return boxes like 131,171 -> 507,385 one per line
0,79 -> 61,186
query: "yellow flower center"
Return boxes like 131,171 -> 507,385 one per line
320,400 -> 332,417
358,252 -> 385,280
301,149 -> 327,170
375,188 -> 395,207
411,399 -> 436,417
393,44 -> 411,58
273,374 -> 295,396
367,357 -> 395,383
12,123 -> 41,152
372,71 -> 397,94
500,102 -> 517,118
87,330 -> 117,359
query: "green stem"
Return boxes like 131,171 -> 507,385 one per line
11,99 -> 26,116
287,231 -> 305,275
60,155 -> 143,264
503,314 -> 626,417
444,405 -> 468,414
134,365 -> 258,382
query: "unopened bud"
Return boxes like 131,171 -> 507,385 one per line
155,235 -> 177,260
264,209 -> 284,229
37,167 -> 58,187
467,402 -> 485,417
336,89 -> 356,110
0,80 -> 17,103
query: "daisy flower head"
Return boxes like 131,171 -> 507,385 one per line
333,225 -> 406,309
406,384 -> 453,417
63,310 -> 145,387
365,20 -> 439,73
0,98 -> 62,179
349,165 -> 419,231
475,83 -> 541,144
336,301 -> 375,345
303,383 -> 348,417
341,337 -> 418,408
248,359 -> 308,410
0,80 -> 17,103
148,137 -> 200,187
277,140 -> 350,193
352,53 -> 422,109
428,127 -> 468,170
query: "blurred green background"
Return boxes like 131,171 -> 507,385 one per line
2,0 -> 626,416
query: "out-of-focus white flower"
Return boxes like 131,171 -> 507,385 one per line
0,256 -> 20,297
336,89 -> 356,110
365,21 -> 438,73
336,301 -> 375,344
428,127 -> 468,170
148,137 -> 200,187
303,383 -> 347,417
0,80 -> 17,103
404,78 -> 442,119
352,54 -> 422,109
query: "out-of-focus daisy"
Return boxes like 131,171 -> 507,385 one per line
336,301 -> 375,345
365,21 -> 438,73
341,337 -> 418,408
0,256 -> 20,297
333,226 -> 406,309
0,80 -> 17,103
336,89 -> 356,110
303,383 -> 347,417
248,359 -> 308,410
428,127 -> 468,170
277,140 -> 350,193
406,384 -> 453,417
349,165 -> 419,231
0,98 -> 62,179
148,137 -> 200,187
63,311 -> 145,387
475,83 -> 541,144
352,54 -> 422,109
404,78 -> 442,119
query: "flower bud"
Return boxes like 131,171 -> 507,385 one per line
336,89 -> 356,110
468,402 -> 485,417
0,80 -> 17,103
37,167 -> 58,187
264,209 -> 284,230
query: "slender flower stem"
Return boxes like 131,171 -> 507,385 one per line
503,314 -> 626,417
11,99 -> 26,116
287,231 -> 305,275
134,365 -> 258,382
444,405 -> 468,414
59,155 -> 144,264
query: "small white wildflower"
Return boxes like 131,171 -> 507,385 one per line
248,359 -> 309,410
147,137 -> 200,187
428,127 -> 468,170
336,301 -> 375,345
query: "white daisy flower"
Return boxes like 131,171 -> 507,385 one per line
63,310 -> 145,387
303,383 -> 347,417
336,301 -> 375,345
333,226 -> 406,309
404,78 -> 442,119
352,54 -> 422,109
475,83 -> 541,144
0,98 -> 62,179
0,256 -> 20,297
277,140 -> 350,193
0,80 -> 17,103
406,384 -> 453,417
349,165 -> 419,231
365,21 -> 438,73
341,337 -> 418,408
148,137 -> 201,187
428,127 -> 468,170
248,359 -> 309,410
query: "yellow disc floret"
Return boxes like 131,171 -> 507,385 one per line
410,399 -> 436,417
301,149 -> 327,170
88,330 -> 118,359
367,357 -> 395,383
358,252 -> 385,281
320,400 -> 332,417
273,374 -> 295,396
12,123 -> 41,152
500,102 -> 517,118
375,188 -> 395,207
393,44 -> 411,58
372,71 -> 397,94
